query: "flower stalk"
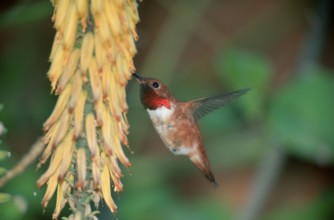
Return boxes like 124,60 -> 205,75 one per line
38,0 -> 139,219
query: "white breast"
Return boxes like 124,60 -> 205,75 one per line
147,106 -> 174,122
146,106 -> 174,147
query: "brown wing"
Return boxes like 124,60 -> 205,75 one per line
191,88 -> 250,120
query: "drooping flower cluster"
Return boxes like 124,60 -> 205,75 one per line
37,0 -> 139,218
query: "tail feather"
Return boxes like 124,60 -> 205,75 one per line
189,153 -> 219,187
205,171 -> 219,188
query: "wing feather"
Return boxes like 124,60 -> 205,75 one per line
192,88 -> 250,120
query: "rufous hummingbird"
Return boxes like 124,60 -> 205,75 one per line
133,73 -> 249,186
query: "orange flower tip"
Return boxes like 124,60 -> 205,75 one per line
80,69 -> 86,76
68,106 -> 74,114
57,175 -> 64,182
105,149 -> 113,156
115,186 -> 123,193
93,98 -> 99,105
42,200 -> 49,208
121,139 -> 128,146
56,32 -> 63,41
82,75 -> 88,82
42,125 -> 49,132
37,181 -> 44,189
42,135 -> 49,143
106,149 -> 114,157
112,168 -> 122,179
75,183 -> 83,191
114,116 -> 121,122
130,66 -> 136,73
62,50 -> 71,65
73,133 -> 80,141
111,208 -> 118,215
103,95 -> 109,102
106,55 -> 116,65
81,18 -> 87,33
121,106 -> 128,112
96,120 -> 103,127
54,90 -> 61,96
55,86 -> 63,94
120,173 -> 125,178
93,183 -> 100,190
91,154 -> 97,161
51,11 -> 56,22
124,161 -> 132,168
72,134 -> 78,141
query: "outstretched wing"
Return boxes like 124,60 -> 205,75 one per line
191,88 -> 250,120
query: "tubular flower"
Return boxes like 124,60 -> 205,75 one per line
38,0 -> 139,218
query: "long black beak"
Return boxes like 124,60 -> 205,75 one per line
133,73 -> 144,82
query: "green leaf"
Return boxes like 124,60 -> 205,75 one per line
268,70 -> 334,164
215,48 -> 273,120
0,150 -> 11,160
0,195 -> 25,220
0,167 -> 7,175
0,193 -> 11,203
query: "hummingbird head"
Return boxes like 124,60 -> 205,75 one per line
133,73 -> 174,110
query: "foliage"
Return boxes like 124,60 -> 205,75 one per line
269,70 -> 334,164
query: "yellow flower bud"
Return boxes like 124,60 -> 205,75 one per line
94,34 -> 106,70
37,142 -> 64,188
58,129 -> 75,181
53,180 -> 69,219
41,172 -> 58,208
58,49 -> 80,92
44,84 -> 72,130
48,46 -> 65,93
91,161 -> 101,188
62,2 -> 79,51
54,0 -> 70,32
91,0 -> 104,16
80,32 -> 94,73
104,0 -> 121,37
101,154 -> 117,213
85,113 -> 98,160
73,91 -> 87,139
68,70 -> 83,113
75,148 -> 87,190
94,13 -> 112,46
88,57 -> 101,101
74,0 -> 88,19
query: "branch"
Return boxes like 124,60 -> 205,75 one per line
0,138 -> 44,188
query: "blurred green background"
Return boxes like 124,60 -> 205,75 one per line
1,0 -> 334,220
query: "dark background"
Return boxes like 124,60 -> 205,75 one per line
0,0 -> 334,219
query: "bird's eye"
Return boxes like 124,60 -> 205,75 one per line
152,82 -> 160,88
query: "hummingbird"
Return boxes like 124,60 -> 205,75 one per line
133,73 -> 249,186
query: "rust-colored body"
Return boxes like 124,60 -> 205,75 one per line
134,73 -> 249,186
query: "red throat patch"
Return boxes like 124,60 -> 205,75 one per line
143,94 -> 171,110
140,83 -> 172,110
